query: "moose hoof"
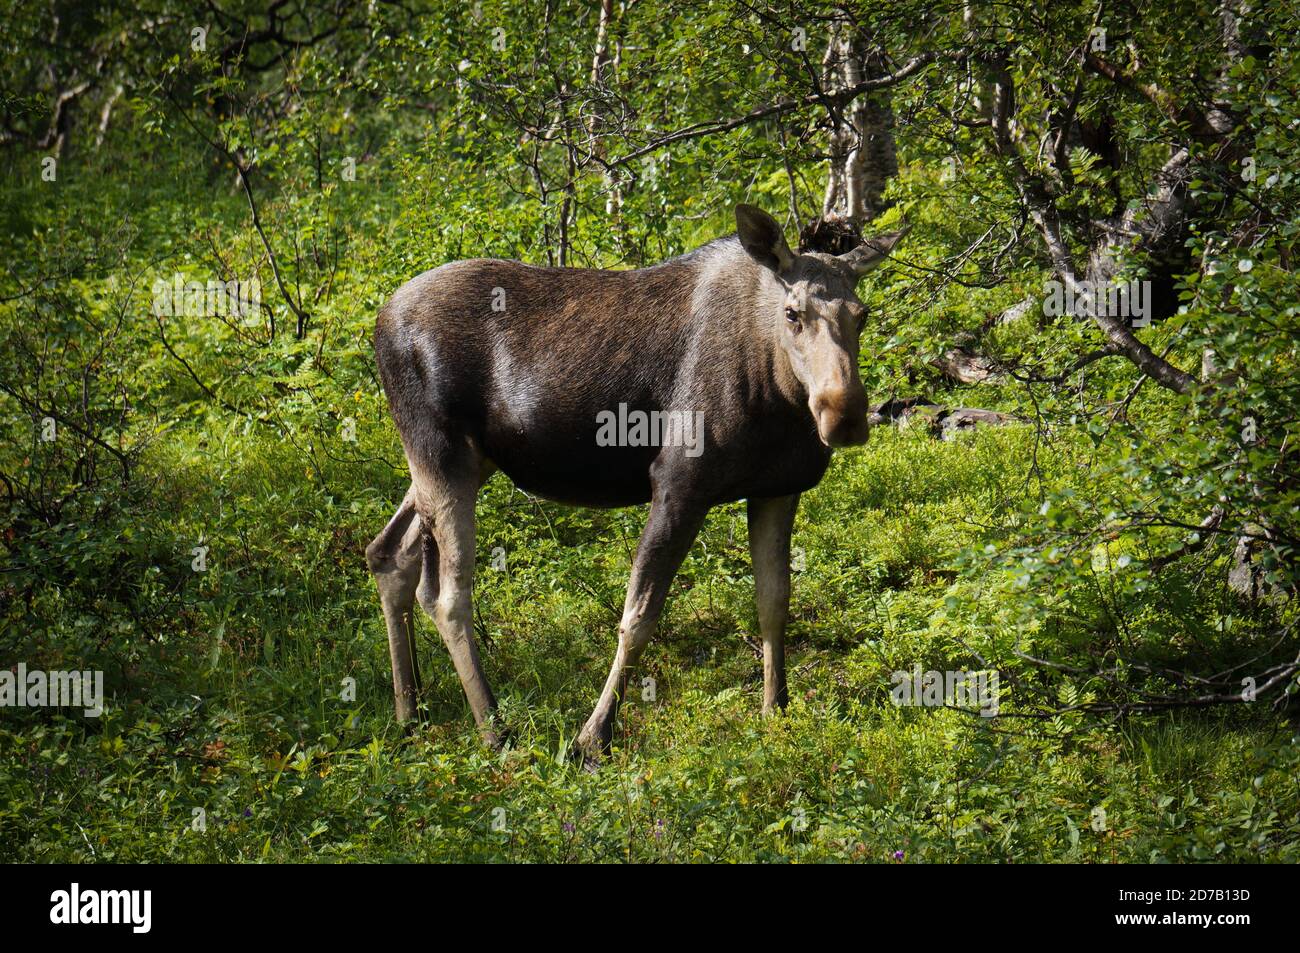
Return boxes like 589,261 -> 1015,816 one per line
571,729 -> 609,770
480,724 -> 512,753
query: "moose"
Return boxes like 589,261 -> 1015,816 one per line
367,205 -> 906,762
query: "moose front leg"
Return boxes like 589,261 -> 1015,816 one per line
748,494 -> 798,714
575,494 -> 707,764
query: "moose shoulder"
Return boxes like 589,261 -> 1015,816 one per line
368,204 -> 907,763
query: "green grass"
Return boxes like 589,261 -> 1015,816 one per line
3,424 -> 1297,863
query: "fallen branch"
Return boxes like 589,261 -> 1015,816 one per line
869,397 -> 1019,437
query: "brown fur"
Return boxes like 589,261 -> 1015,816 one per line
368,205 -> 906,759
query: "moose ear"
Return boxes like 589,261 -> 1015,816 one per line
735,204 -> 795,274
838,225 -> 910,279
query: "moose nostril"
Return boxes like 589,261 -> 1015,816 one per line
813,385 -> 870,447
816,388 -> 866,418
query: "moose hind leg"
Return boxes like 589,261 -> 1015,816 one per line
366,486 -> 423,722
411,463 -> 500,746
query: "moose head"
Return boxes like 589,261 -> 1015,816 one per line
735,203 -> 907,447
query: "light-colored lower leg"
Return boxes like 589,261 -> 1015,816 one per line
748,495 -> 798,714
367,487 -> 423,722
576,499 -> 706,760
577,596 -> 655,753
413,471 -> 499,744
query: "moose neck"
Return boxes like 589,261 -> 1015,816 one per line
692,239 -> 809,413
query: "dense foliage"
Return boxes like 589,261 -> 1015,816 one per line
1,0 -> 1297,861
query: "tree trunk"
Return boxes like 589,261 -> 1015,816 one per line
821,25 -> 897,225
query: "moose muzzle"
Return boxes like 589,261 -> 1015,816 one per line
812,383 -> 870,447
